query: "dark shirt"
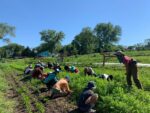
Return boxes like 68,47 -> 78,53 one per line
32,68 -> 43,78
78,88 -> 94,107
43,72 -> 58,86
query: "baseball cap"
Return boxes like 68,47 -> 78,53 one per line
114,51 -> 124,56
65,76 -> 70,82
87,81 -> 96,89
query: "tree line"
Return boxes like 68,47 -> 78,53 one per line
0,22 -> 150,58
128,39 -> 150,51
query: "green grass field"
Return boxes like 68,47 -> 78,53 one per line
0,63 -> 15,113
0,51 -> 150,113
63,50 -> 150,64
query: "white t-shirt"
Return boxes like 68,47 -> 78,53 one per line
25,68 -> 33,74
102,74 -> 109,79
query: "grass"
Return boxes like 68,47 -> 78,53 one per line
0,64 -> 15,113
63,50 -> 150,64
0,60 -> 46,113
0,50 -> 150,113
59,66 -> 150,113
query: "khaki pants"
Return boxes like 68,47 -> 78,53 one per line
126,61 -> 142,89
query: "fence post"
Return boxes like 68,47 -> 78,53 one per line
102,54 -> 105,66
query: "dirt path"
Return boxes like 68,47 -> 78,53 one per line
65,62 -> 150,67
7,73 -> 77,113
7,73 -> 26,113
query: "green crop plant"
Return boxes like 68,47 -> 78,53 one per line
0,51 -> 150,113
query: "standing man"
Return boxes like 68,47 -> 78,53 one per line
114,51 -> 142,89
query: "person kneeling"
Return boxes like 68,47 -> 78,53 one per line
64,65 -> 79,73
97,74 -> 113,81
42,69 -> 60,90
77,81 -> 98,113
84,67 -> 97,76
51,76 -> 72,98
24,64 -> 33,76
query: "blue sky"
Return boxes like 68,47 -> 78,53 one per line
0,0 -> 150,48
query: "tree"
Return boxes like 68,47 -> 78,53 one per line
144,39 -> 150,49
39,30 -> 65,53
72,27 -> 96,54
0,43 -> 24,58
128,46 -> 136,50
134,43 -> 145,50
22,47 -> 33,57
0,23 -> 15,43
94,23 -> 121,52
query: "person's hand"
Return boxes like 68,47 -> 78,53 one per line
38,74 -> 42,78
68,90 -> 73,95
70,90 -> 73,93
67,91 -> 73,98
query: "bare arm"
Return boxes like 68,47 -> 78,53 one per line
62,83 -> 72,93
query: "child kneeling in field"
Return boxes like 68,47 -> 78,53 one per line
77,81 -> 98,113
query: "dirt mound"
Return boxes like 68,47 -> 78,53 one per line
46,97 -> 77,113
7,76 -> 26,113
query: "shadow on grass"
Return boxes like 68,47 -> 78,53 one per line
20,75 -> 32,82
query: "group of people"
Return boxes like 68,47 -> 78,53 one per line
22,51 -> 143,113
24,61 -> 72,98
84,67 -> 113,81
83,51 -> 143,90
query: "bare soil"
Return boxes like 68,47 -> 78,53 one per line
7,73 -> 78,113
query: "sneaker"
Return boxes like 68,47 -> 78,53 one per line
89,109 -> 96,113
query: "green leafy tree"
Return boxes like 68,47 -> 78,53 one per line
135,43 -> 145,50
60,45 -> 71,56
22,47 -> 33,57
0,43 -> 24,58
72,27 -> 96,54
94,23 -> 121,52
144,39 -> 150,49
0,23 -> 15,43
39,30 -> 65,53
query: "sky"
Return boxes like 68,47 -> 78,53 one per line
0,0 -> 150,48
